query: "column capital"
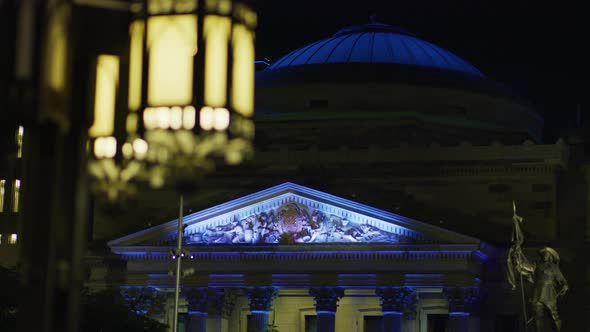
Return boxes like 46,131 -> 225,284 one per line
208,288 -> 239,317
309,287 -> 345,312
375,287 -> 417,320
244,287 -> 278,311
443,287 -> 480,314
182,287 -> 209,313
120,286 -> 166,316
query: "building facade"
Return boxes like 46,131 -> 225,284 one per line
86,21 -> 589,332
100,183 -> 492,332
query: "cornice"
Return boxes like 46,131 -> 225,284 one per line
253,140 -> 569,168
112,244 -> 483,263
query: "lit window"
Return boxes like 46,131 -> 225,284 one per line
0,179 -> 5,212
13,179 -> 21,212
0,234 -> 2,245
16,126 -> 24,158
9,234 -> 17,244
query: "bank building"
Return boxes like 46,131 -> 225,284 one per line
3,21 -> 589,332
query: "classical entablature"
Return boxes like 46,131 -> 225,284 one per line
107,183 -> 492,288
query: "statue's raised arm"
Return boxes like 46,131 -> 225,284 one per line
507,201 -> 534,289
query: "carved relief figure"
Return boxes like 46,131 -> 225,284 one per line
187,201 -> 405,245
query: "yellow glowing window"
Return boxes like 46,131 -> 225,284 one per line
231,24 -> 255,117
128,20 -> 144,112
16,126 -> 24,158
89,55 -> 120,138
12,179 -> 20,213
204,15 -> 231,107
0,179 -> 5,212
44,8 -> 67,93
9,234 -> 17,244
147,14 -> 197,107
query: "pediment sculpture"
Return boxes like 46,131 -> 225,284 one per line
187,202 -> 408,244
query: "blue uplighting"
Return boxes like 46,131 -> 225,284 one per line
187,311 -> 207,315
267,22 -> 484,78
382,311 -> 403,315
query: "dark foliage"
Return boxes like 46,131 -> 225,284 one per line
0,266 -> 17,332
80,289 -> 168,332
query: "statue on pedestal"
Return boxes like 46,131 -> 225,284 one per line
506,202 -> 568,332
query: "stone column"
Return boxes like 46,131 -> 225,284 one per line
443,287 -> 480,332
309,287 -> 345,332
375,287 -> 417,332
244,287 -> 278,332
207,288 -> 238,332
183,287 -> 209,332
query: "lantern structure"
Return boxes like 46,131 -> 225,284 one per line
87,0 -> 256,200
88,54 -> 145,201
127,0 -> 257,190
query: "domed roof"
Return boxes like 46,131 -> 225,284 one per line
267,22 -> 484,78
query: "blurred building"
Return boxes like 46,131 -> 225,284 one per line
0,125 -> 23,267
84,22 -> 589,332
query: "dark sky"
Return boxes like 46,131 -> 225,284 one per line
252,0 -> 586,142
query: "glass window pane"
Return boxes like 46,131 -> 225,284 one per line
427,314 -> 449,332
305,315 -> 317,332
0,179 -> 5,212
363,316 -> 383,332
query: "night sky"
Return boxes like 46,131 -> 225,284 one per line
252,0 -> 586,142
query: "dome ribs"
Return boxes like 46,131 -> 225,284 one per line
369,31 -> 376,63
265,22 -> 485,78
285,39 -> 326,67
304,37 -> 339,64
346,32 -> 366,62
325,34 -> 355,63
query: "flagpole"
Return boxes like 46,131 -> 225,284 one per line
173,195 -> 183,332
519,273 -> 528,331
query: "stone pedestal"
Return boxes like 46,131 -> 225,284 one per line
244,287 -> 278,332
309,287 -> 344,332
375,287 -> 417,332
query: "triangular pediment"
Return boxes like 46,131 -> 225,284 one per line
109,182 -> 481,248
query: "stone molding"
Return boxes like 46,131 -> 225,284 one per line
309,287 -> 345,312
375,287 -> 417,319
116,246 -> 479,262
244,287 -> 278,311
443,287 -> 480,314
